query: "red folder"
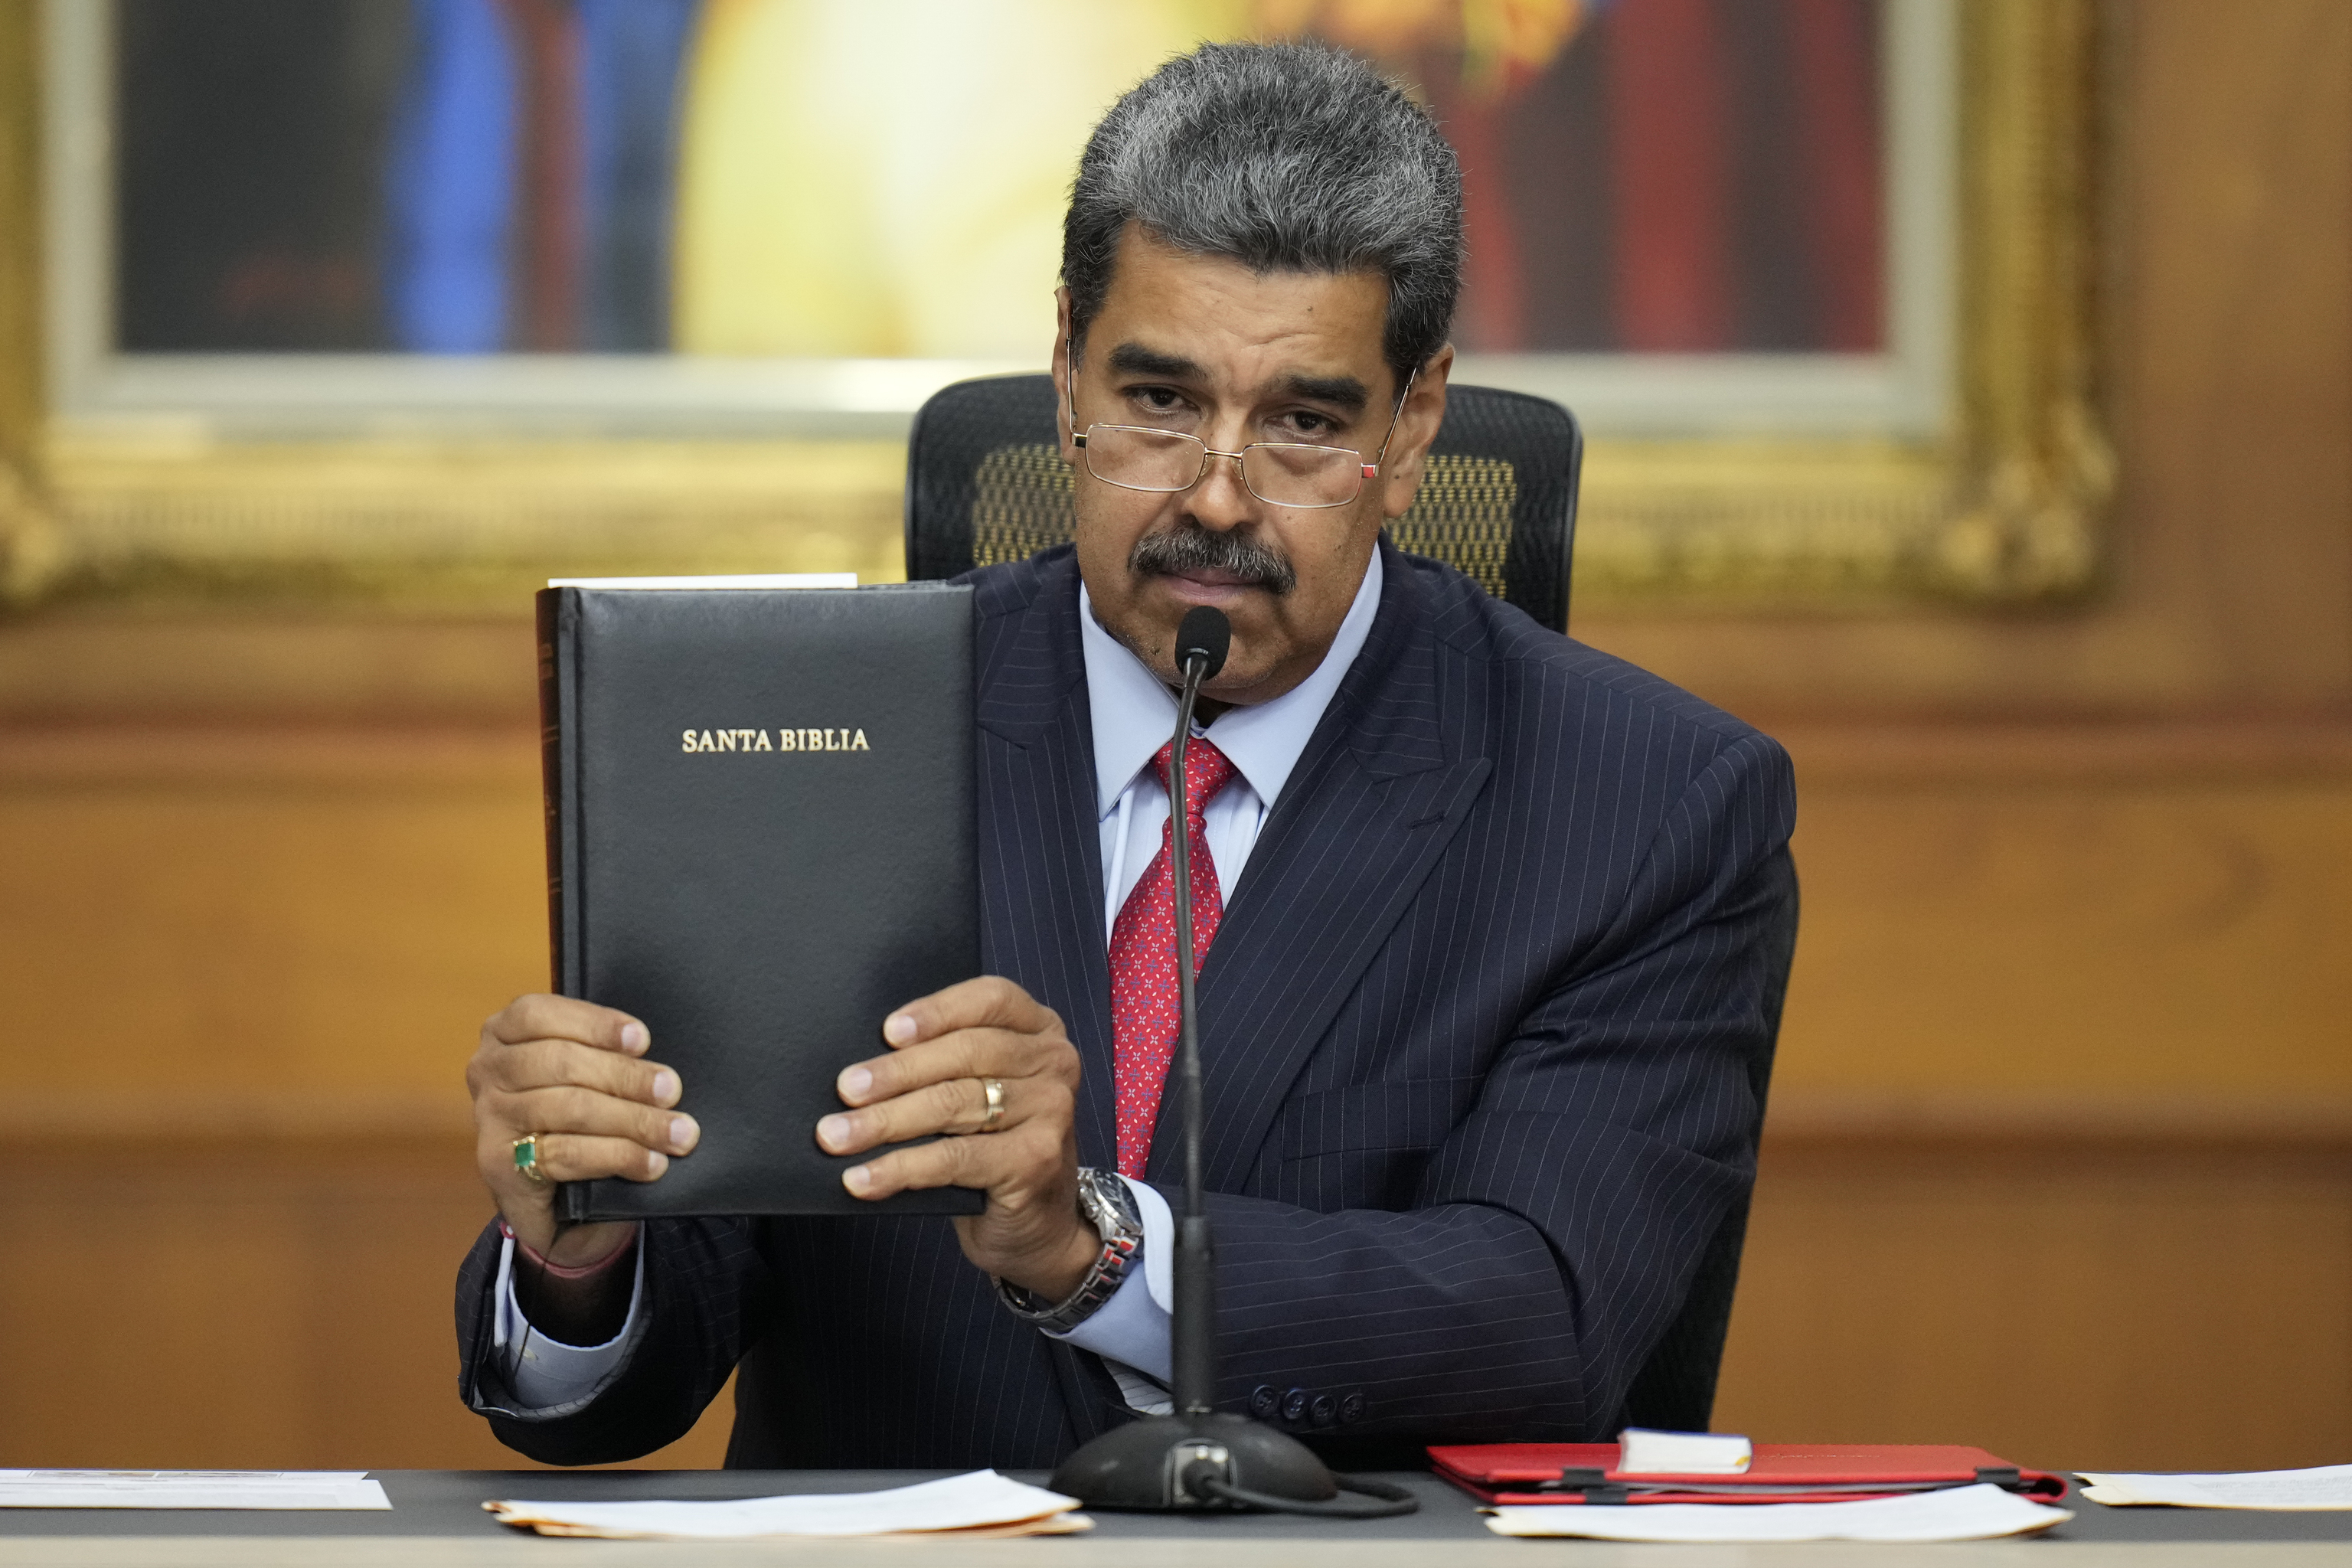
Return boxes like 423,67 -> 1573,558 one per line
1428,1443 -> 2071,1506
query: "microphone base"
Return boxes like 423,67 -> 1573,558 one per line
1050,1411 -> 1338,1511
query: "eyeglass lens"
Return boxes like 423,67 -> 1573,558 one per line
1081,426 -> 1362,508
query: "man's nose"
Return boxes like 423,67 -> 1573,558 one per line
1184,449 -> 1256,532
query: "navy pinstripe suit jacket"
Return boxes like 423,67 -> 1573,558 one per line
457,540 -> 1798,1468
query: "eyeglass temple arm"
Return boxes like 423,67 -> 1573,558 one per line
1364,366 -> 1421,478
1064,335 -> 1089,449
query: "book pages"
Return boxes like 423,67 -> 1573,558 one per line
1617,1427 -> 1754,1475
1485,1482 -> 2071,1543
2079,1463 -> 2352,1510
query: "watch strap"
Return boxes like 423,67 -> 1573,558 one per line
995,1168 -> 1142,1334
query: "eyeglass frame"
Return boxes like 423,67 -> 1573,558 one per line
1063,342 -> 1419,511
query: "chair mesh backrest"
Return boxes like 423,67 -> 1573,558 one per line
906,373 -> 1580,632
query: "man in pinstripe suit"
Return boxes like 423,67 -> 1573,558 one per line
454,41 -> 1797,1467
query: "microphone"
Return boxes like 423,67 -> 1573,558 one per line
1174,605 -> 1230,682
1048,606 -> 1414,1519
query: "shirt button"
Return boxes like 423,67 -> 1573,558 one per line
1310,1394 -> 1337,1426
1250,1385 -> 1279,1417
1281,1388 -> 1310,1423
1339,1393 -> 1366,1424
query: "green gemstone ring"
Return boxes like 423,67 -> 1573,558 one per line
511,1132 -> 550,1184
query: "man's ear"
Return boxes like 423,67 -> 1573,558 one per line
1052,289 -> 1080,467
1378,344 -> 1453,520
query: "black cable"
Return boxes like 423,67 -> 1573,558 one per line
1195,1473 -> 1421,1519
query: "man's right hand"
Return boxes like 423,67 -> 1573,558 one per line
467,994 -> 699,1265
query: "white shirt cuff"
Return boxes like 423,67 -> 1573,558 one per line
1048,1174 -> 1174,1413
492,1231 -> 645,1411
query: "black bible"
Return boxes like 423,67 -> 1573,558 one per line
537,582 -> 984,1221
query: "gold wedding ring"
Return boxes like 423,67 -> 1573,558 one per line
981,1077 -> 1007,1130
511,1132 -> 550,1184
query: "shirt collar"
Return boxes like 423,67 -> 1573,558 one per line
1080,547 -> 1383,820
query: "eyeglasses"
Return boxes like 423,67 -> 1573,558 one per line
1067,356 -> 1416,511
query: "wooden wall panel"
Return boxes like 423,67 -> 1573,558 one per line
9,727 -> 2348,1108
0,1143 -> 734,1470
0,616 -> 539,726
1777,763 -> 2352,1093
1717,1136 -> 2352,1472
1,1128 -> 2341,1473
3,730 -> 2347,1469
0,733 -> 543,1099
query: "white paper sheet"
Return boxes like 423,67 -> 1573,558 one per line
0,1471 -> 391,1511
1616,1427 -> 1753,1475
547,574 -> 858,590
486,1469 -> 1086,1540
2079,1462 -> 2352,1510
1485,1482 -> 2071,1542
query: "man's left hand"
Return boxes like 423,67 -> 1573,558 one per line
818,975 -> 1096,1302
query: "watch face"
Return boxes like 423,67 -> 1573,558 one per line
1077,1169 -> 1138,1236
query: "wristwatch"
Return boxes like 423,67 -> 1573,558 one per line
993,1167 -> 1142,1334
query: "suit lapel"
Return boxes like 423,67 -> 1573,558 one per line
1148,547 -> 1494,1191
975,555 -> 1118,1171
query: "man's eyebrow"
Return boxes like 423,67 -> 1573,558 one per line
1276,373 -> 1369,413
1104,344 -> 1370,413
1106,342 -> 1206,380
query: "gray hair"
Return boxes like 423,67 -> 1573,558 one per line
1062,41 -> 1463,384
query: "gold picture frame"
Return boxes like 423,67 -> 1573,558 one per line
0,0 -> 2105,613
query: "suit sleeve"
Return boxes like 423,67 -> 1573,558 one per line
1194,730 -> 1798,1442
456,1214 -> 772,1464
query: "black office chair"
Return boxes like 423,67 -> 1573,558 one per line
903,372 -> 1580,632
903,371 -> 1758,1434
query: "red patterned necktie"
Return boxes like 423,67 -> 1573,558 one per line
1107,736 -> 1239,1178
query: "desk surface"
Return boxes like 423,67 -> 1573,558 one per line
2,1469 -> 2350,1565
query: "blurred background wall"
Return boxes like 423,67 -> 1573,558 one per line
1,0 -> 2347,1472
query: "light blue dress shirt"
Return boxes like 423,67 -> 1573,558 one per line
499,550 -> 1384,1412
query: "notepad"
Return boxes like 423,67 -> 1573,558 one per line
0,1471 -> 391,1510
2079,1463 -> 2352,1510
485,1470 -> 1088,1540
1485,1481 -> 2071,1543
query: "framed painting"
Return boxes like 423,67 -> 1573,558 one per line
0,0 -> 2105,610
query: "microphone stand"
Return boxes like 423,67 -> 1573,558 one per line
1165,620 -> 1217,1428
1049,609 -> 1414,1517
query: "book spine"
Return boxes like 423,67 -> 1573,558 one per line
537,589 -> 594,1228
535,589 -> 573,993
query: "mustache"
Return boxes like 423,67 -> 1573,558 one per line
1127,522 -> 1298,596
